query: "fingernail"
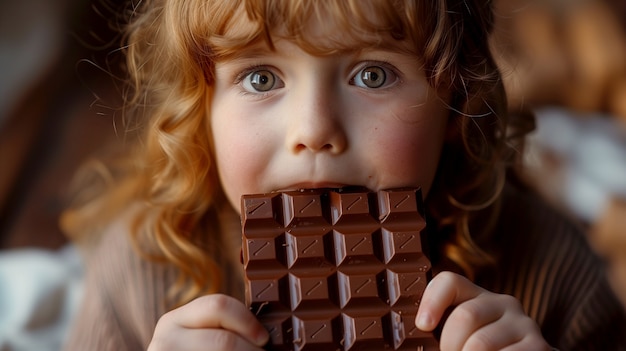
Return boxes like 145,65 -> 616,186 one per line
417,312 -> 433,330
256,328 -> 269,346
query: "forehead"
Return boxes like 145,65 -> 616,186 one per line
211,0 -> 419,58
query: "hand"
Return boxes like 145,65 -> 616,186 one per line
148,294 -> 269,351
415,272 -> 552,351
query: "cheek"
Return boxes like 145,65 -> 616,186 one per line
211,107 -> 272,210
214,131 -> 269,207
378,127 -> 443,171
367,106 -> 448,192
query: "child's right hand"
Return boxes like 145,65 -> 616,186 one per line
147,294 -> 270,351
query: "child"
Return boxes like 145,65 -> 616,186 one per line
62,0 -> 626,350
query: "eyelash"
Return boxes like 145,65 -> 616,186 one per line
350,60 -> 401,88
232,64 -> 280,97
233,64 -> 265,84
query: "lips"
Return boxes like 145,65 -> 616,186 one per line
279,182 -> 352,191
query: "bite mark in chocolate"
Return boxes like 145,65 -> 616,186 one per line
241,188 -> 438,351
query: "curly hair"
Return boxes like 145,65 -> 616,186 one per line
62,0 -> 534,307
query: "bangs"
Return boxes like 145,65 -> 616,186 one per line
181,0 -> 426,60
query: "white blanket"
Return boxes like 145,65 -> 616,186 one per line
0,245 -> 83,351
528,107 -> 626,222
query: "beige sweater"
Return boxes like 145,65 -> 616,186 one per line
63,183 -> 626,350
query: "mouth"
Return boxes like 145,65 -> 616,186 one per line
278,182 -> 357,192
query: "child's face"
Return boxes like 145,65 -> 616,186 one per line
210,35 -> 450,213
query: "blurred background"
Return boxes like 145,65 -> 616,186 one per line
0,1 -> 125,349
0,0 -> 126,250
490,0 -> 626,309
0,0 -> 625,349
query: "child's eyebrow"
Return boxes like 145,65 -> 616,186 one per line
217,42 -> 276,62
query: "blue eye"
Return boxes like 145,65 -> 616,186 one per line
242,69 -> 282,92
351,65 -> 398,89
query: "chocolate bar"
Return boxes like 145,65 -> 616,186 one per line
241,187 -> 438,351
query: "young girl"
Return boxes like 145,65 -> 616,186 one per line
62,0 -> 626,350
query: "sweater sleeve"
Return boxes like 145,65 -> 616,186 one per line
561,275 -> 626,350
62,219 -> 176,351
479,183 -> 626,350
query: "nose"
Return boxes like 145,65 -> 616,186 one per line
286,85 -> 348,154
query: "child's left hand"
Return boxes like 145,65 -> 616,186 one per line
416,272 -> 553,351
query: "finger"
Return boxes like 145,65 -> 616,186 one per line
149,326 -> 266,351
499,333 -> 553,351
416,272 -> 487,331
454,304 -> 525,351
478,308 -> 550,351
165,294 -> 269,346
439,294 -> 511,351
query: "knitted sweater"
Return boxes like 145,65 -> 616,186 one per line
63,183 -> 626,350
